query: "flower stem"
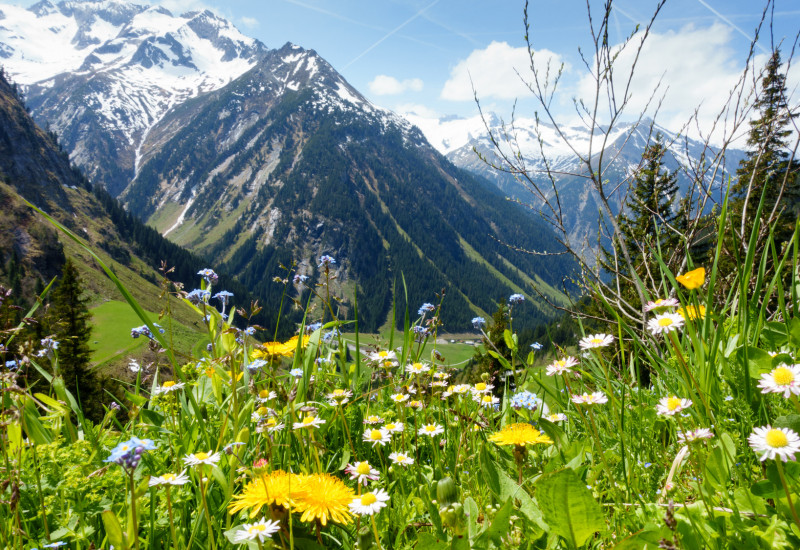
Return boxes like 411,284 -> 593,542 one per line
775,459 -> 800,531
371,515 -> 384,550
166,486 -> 178,550
129,470 -> 140,550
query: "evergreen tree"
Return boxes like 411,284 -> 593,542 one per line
47,259 -> 104,421
732,49 -> 800,247
467,300 -> 512,397
602,133 -> 680,307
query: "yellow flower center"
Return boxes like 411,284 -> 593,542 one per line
369,430 -> 383,440
666,397 -> 682,411
773,367 -> 795,386
361,493 -> 377,506
120,444 -> 130,452
425,425 -> 436,432
378,351 -> 389,358
162,473 -> 175,481
590,338 -> 603,344
249,524 -> 267,533
163,381 -> 176,388
257,406 -> 269,415
368,416 -> 380,423
475,383 -> 487,391
194,452 -> 209,460
385,423 -> 396,430
766,429 -> 789,448
356,462 -> 372,475
382,361 -> 393,368
266,418 -> 277,427
654,299 -> 664,305
482,395 -> 493,403
395,454 -> 407,462
658,317 -> 674,327
555,360 -> 565,367
259,389 -> 270,398
302,416 -> 316,425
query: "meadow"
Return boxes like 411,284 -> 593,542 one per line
2,197 -> 800,550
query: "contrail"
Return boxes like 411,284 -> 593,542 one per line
696,0 -> 769,53
283,0 -> 385,32
344,0 -> 442,69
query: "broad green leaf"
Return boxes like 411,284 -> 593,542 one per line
774,415 -> 800,435
535,468 -> 604,548
742,346 -> 774,378
473,498 -> 513,549
464,497 -> 479,539
789,317 -> 800,348
102,510 -> 128,550
760,321 -> 789,349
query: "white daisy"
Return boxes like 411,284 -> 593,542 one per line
363,415 -> 383,425
363,428 -> 391,447
644,298 -> 680,312
475,394 -> 500,408
257,389 -> 277,403
349,489 -> 390,516
758,364 -> 800,398
655,396 -> 693,416
231,518 -> 281,543
345,461 -> 380,485
406,400 -> 424,410
433,371 -> 450,380
748,425 -> 800,462
257,417 -> 285,434
647,313 -> 685,335
327,388 -> 353,406
452,384 -> 471,395
677,428 -> 714,444
389,452 -> 415,466
406,362 -> 431,375
149,471 -> 190,486
546,357 -> 578,376
183,451 -> 221,467
578,334 -> 614,350
571,392 -> 608,405
369,350 -> 397,363
383,421 -> 404,433
292,414 -> 325,430
544,413 -> 567,423
418,423 -> 444,437
431,380 -> 448,388
390,393 -> 410,404
471,382 -> 494,394
154,380 -> 185,395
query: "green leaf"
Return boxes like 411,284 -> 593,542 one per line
742,346 -> 774,378
417,533 -> 448,549
503,329 -> 515,351
140,409 -> 164,427
473,498 -> 513,549
774,415 -> 800,435
479,446 -> 501,495
464,497 -> 479,540
761,321 -> 789,349
125,391 -> 148,407
789,317 -> 800,348
535,468 -> 604,548
102,510 -> 128,550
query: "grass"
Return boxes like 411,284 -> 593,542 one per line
343,331 -> 479,367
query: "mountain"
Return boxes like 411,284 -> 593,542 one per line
405,112 -> 747,250
0,0 -> 266,195
0,0 -> 576,332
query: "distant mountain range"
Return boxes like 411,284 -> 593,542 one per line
0,0 -> 576,332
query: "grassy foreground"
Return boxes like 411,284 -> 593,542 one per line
2,206 -> 800,550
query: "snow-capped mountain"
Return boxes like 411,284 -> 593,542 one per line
0,0 -> 266,194
404,111 -> 746,248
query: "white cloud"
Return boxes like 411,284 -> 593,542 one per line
394,103 -> 440,119
368,75 -> 424,96
440,41 -> 564,102
239,16 -> 259,29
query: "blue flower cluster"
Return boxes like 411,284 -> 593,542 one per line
37,338 -> 59,358
104,436 -> 156,470
213,290 -> 233,307
293,274 -> 309,285
418,302 -> 435,315
472,316 -> 486,329
318,255 -> 336,268
5,359 -> 19,370
306,322 -> 323,333
246,359 -> 268,373
510,391 -> 547,413
322,328 -> 340,343
197,268 -> 219,285
508,293 -> 525,305
186,288 -> 211,305
530,342 -> 543,350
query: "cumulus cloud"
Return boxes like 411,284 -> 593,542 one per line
440,41 -> 564,101
394,103 -> 440,119
239,16 -> 259,29
368,75 -> 424,96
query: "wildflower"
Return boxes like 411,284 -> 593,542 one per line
5,359 -> 19,370
656,396 -> 692,416
244,327 -> 256,336
363,428 -> 391,447
531,342 -> 543,350
509,391 -> 548,413
476,394 -> 500,408
452,384 -> 471,395
748,425 -> 800,462
431,380 -> 448,388
508,293 -> 525,304
406,362 -> 430,375
678,305 -> 706,320
295,473 -> 354,526
418,302 -> 435,315
258,417 -> 285,434
418,423 -> 444,437
154,380 -> 185,395
43,543 -> 68,549
758,364 -> 800,398
131,325 -> 154,339
322,328 -> 340,343
305,321 -> 322,333
327,388 -> 353,406
150,471 -> 190,486
290,368 -> 303,377
318,255 -> 336,268
472,316 -> 486,329
105,436 -> 157,469
345,461 -> 380,485
389,452 -> 414,466
383,421 -> 404,433
647,313 -> 685,335
406,400 -> 424,409
186,288 -> 211,305
197,268 -> 219,285
472,382 -> 494,394
183,451 -> 221,466
677,428 -> 714,444
293,414 -> 325,430
433,371 -> 450,380
37,337 -> 59,357
390,393 -> 409,404
644,298 -> 680,312
676,267 -> 705,290
571,392 -> 608,405
213,290 -> 233,307
546,357 -> 578,376
349,489 -> 390,516
411,326 -> 429,340
488,423 -> 553,447
578,334 -> 614,350
293,274 -> 309,285
229,470 -> 306,516
544,413 -> 567,423
231,518 -> 281,544
364,415 -> 383,425
368,349 -> 397,362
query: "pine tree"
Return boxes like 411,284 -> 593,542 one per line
602,133 -> 680,307
732,49 -> 800,247
47,259 -> 103,420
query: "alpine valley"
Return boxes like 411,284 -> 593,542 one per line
0,0 -> 577,332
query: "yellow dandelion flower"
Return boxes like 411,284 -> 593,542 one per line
488,423 -> 553,447
254,335 -> 311,358
678,304 -> 707,320
676,267 -> 705,290
294,473 -> 354,526
229,470 -> 308,518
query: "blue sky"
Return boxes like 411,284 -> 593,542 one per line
16,0 -> 800,136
